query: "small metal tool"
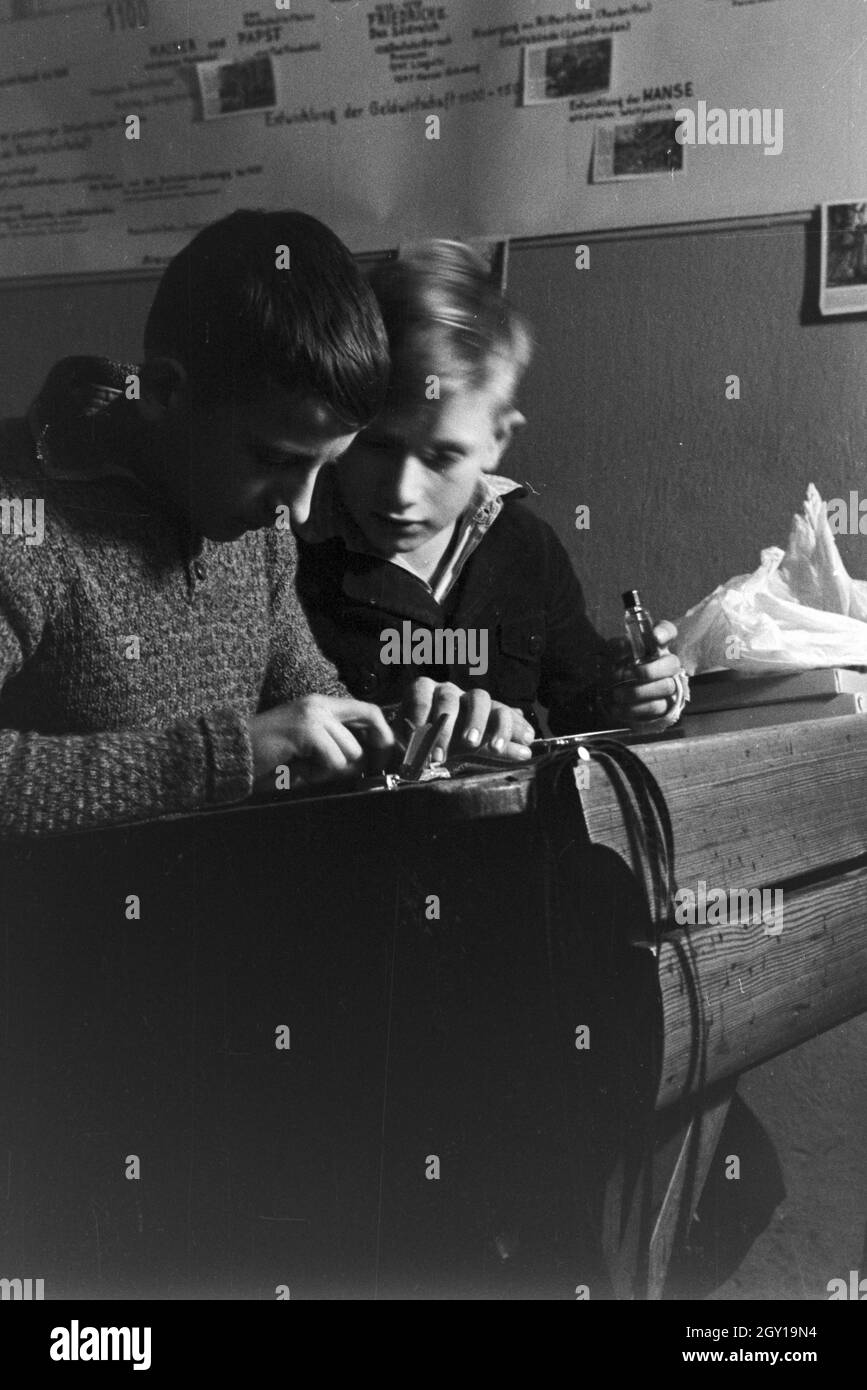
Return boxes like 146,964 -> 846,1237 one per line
530,728 -> 629,753
397,711 -> 451,781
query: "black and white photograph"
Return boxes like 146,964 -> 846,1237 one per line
820,199 -> 867,315
0,0 -> 864,1363
197,52 -> 279,120
594,118 -> 686,182
522,37 -> 614,106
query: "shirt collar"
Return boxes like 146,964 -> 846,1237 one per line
427,473 -> 523,603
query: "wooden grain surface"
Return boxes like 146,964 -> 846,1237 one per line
656,864 -> 867,1105
26,717 -> 867,885
346,715 -> 867,901
578,715 -> 867,901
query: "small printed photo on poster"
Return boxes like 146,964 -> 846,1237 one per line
593,118 -> 685,181
196,53 -> 279,120
820,200 -> 867,315
523,37 -> 613,105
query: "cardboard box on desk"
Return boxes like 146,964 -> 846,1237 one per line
683,667 -> 867,734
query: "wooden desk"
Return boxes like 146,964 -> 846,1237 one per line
1,716 -> 865,1299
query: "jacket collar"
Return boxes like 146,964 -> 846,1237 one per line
305,462 -> 525,605
340,551 -> 444,626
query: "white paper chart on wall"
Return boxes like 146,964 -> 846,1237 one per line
0,0 -> 863,280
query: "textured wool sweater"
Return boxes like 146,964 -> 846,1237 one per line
0,357 -> 346,839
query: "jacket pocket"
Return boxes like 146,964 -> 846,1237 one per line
498,616 -> 546,661
495,615 -> 545,703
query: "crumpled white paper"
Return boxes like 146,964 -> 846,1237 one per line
675,484 -> 867,675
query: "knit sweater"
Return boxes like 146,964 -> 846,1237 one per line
0,357 -> 346,839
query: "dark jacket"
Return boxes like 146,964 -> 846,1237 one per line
296,493 -> 616,735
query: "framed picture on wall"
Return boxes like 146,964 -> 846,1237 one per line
820,200 -> 867,315
398,238 -> 510,292
466,237 -> 510,291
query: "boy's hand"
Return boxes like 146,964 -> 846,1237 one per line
608,620 -> 688,728
249,696 -> 394,794
401,678 -> 534,763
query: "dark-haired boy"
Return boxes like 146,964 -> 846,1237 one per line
0,211 -> 527,838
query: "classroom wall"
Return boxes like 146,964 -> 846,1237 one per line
4,220 -> 867,638
507,224 -> 867,635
